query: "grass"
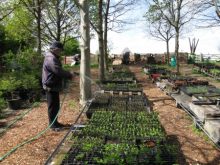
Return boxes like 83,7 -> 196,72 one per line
90,63 -> 99,68
190,123 -> 210,143
68,100 -> 78,110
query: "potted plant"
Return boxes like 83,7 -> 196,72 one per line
19,74 -> 40,102
0,76 -> 22,110
0,92 -> 7,111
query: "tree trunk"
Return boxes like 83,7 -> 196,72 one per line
36,0 -> 42,54
98,0 -> 105,82
175,28 -> 180,74
79,0 -> 91,105
213,0 -> 220,18
56,0 -> 61,41
103,0 -> 110,70
166,40 -> 170,65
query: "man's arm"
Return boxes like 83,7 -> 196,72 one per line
49,57 -> 73,79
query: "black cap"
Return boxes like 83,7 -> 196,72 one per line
50,41 -> 63,50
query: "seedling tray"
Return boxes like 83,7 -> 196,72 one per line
47,101 -> 177,165
180,85 -> 218,97
61,137 -> 177,165
102,79 -> 136,84
85,94 -> 151,119
100,83 -> 142,93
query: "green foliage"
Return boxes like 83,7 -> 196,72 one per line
1,49 -> 42,93
0,24 -> 6,54
63,37 -> 80,56
0,76 -> 22,92
0,92 -> 6,110
90,63 -> 99,68
0,98 -> 6,110
4,5 -> 35,49
188,54 -> 196,64
186,86 -> 208,94
210,69 -> 220,75
19,74 -> 39,90
145,4 -> 162,23
3,49 -> 43,77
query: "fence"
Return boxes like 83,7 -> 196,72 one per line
195,54 -> 220,62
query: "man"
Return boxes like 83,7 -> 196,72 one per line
42,41 -> 77,131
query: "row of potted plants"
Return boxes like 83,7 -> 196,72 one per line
194,62 -> 220,79
0,49 -> 43,110
0,73 -> 41,110
105,67 -> 136,83
180,85 -> 220,97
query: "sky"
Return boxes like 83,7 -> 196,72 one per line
90,1 -> 220,55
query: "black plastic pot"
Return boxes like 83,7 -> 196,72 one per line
18,89 -> 30,100
85,109 -> 94,119
8,98 -> 22,110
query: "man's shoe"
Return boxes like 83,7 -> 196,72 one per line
51,127 -> 64,132
56,123 -> 71,128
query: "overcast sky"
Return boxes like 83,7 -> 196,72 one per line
90,1 -> 220,55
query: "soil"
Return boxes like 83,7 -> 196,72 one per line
0,64 -> 220,165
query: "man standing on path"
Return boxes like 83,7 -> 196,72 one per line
42,41 -> 78,131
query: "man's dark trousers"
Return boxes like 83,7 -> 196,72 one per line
46,91 -> 60,127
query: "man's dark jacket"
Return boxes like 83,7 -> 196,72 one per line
42,51 -> 72,92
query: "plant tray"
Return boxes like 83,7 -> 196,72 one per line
102,80 -> 136,84
85,95 -> 150,119
204,119 -> 220,143
180,85 -> 218,97
101,90 -> 142,96
61,139 -> 177,165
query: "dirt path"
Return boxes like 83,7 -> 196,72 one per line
129,64 -> 220,165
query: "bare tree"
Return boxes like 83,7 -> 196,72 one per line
213,0 -> 220,18
42,0 -> 79,44
103,0 -> 110,70
189,37 -> 199,54
103,0 -> 137,70
98,0 -> 105,82
145,7 -> 175,65
196,0 -> 220,27
85,0 -> 105,81
150,0 -> 203,73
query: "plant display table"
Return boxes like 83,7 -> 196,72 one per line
204,119 -> 220,144
169,85 -> 220,147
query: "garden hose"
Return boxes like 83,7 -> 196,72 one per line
0,81 -> 71,162
0,104 -> 35,135
44,99 -> 92,165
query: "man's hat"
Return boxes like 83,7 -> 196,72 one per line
50,41 -> 63,50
